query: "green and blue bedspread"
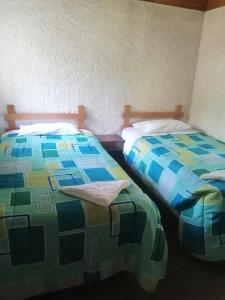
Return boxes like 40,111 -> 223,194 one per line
0,132 -> 167,300
125,131 -> 225,261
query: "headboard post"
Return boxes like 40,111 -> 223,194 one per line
123,105 -> 131,128
175,105 -> 184,120
7,105 -> 16,131
77,105 -> 86,129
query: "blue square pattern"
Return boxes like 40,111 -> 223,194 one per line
189,148 -> 209,155
84,168 -> 114,181
11,148 -> 32,157
169,160 -> 184,174
62,160 -> 76,168
200,144 -> 214,149
171,193 -> 185,208
76,137 -> 87,142
59,177 -> 84,187
189,135 -> 203,142
8,133 -> 18,137
41,143 -> 56,150
152,147 -> 169,157
160,134 -> 173,139
145,137 -> 161,145
148,161 -> 164,183
127,150 -> 135,163
79,146 -> 99,155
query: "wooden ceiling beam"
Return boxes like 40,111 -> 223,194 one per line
141,0 -> 225,11
141,0 -> 208,11
206,0 -> 225,10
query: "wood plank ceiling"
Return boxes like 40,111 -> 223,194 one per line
142,0 -> 225,11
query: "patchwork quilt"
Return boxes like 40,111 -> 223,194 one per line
125,132 -> 225,261
0,132 -> 167,300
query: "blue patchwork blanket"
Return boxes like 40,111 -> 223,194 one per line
0,132 -> 167,300
125,132 -> 225,261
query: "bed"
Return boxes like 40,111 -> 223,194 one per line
0,105 -> 167,300
122,105 -> 225,262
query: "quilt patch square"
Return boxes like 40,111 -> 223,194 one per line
16,138 -> 27,143
9,225 -> 45,266
41,143 -> 56,150
0,173 -> 24,189
182,223 -> 205,255
79,146 -> 99,155
145,137 -> 161,145
189,148 -> 209,155
42,150 -> 59,158
59,233 -> 85,265
169,160 -> 183,174
148,161 -> 163,183
212,212 -> 225,236
84,168 -> 114,181
150,228 -> 166,262
61,160 -> 76,168
10,191 -> 31,206
56,200 -> 85,231
152,147 -> 169,157
11,148 -> 32,157
118,211 -> 147,246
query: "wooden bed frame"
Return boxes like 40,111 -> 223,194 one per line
122,104 -> 184,128
4,104 -> 86,131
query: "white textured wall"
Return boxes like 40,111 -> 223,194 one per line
0,0 -> 203,134
190,7 -> 225,141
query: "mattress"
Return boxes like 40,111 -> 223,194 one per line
0,131 -> 167,300
122,128 -> 225,261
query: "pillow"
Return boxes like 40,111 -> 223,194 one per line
132,119 -> 191,134
18,122 -> 80,136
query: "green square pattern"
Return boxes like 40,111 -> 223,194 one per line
42,150 -> 59,158
10,191 -> 31,206
9,225 -> 45,266
192,169 -> 209,177
56,200 -> 85,232
59,232 -> 85,265
16,138 -> 27,143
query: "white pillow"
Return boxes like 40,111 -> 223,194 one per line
18,122 -> 80,136
132,119 -> 191,134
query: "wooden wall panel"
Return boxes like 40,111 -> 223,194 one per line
141,0 -> 208,11
207,0 -> 225,10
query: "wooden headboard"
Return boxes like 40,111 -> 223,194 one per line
122,104 -> 184,128
4,104 -> 86,131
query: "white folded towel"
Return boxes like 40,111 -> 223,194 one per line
200,170 -> 225,182
59,180 -> 131,207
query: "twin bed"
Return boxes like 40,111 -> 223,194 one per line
0,105 -> 167,300
1,102 -> 225,299
122,105 -> 225,262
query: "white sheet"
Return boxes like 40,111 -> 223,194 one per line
19,122 -> 80,136
2,129 -> 92,137
59,180 -> 131,207
122,127 -> 198,155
